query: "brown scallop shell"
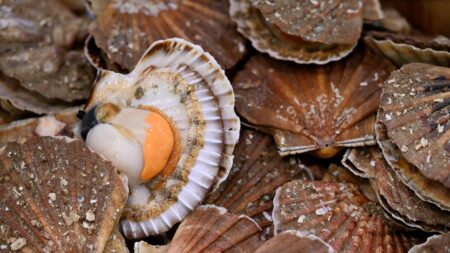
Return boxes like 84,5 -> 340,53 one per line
254,231 -> 335,253
233,48 -> 395,157
378,63 -> 450,188
0,0 -> 95,102
230,0 -> 363,64
156,205 -> 264,253
0,137 -> 128,252
362,0 -> 384,22
205,129 -> 312,231
364,32 -> 450,67
409,232 -> 450,253
0,107 -> 80,149
90,0 -> 246,71
342,147 -> 378,179
345,147 -> 450,233
272,180 -> 423,252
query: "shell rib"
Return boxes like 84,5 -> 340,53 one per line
90,0 -> 247,70
0,137 -> 128,252
229,0 -> 363,64
205,129 -> 312,232
254,230 -> 335,253
86,38 -> 240,238
272,180 -> 423,253
233,48 -> 394,157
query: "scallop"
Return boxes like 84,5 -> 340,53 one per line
233,47 -> 394,158
90,0 -> 247,71
79,38 -> 240,238
0,137 -> 128,252
409,232 -> 450,253
230,0 -> 364,64
255,230 -> 335,253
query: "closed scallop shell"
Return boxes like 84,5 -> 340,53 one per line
162,205 -> 263,253
342,147 -> 379,179
0,0 -> 95,102
345,147 -> 450,233
230,0 -> 363,64
86,38 -> 240,238
272,180 -> 423,253
364,32 -> 450,67
233,47 -> 394,157
0,107 -> 80,149
205,129 -> 312,232
254,230 -> 335,253
362,0 -> 384,22
377,63 -> 450,204
409,232 -> 450,253
0,137 -> 128,252
90,0 -> 247,71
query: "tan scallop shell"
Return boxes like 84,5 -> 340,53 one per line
233,48 -> 394,157
86,38 -> 240,238
362,0 -> 383,22
364,33 -> 450,67
272,180 -> 423,252
254,230 -> 335,253
205,129 -> 312,232
409,232 -> 450,253
90,0 -> 247,71
0,137 -> 128,252
344,147 -> 450,233
229,0 -> 363,64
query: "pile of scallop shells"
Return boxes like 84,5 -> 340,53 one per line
0,0 -> 449,252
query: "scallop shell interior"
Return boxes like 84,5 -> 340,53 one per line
85,38 -> 240,238
233,48 -> 394,157
0,137 -> 128,252
229,0 -> 363,64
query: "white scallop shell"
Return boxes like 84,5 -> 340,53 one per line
86,38 -> 240,238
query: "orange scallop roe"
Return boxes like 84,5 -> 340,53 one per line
140,112 -> 175,181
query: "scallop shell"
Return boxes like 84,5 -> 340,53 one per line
0,137 -> 128,252
230,0 -> 363,64
362,0 -> 384,22
254,230 -> 335,253
376,63 -> 450,209
342,147 -> 379,179
134,242 -> 168,253
0,73 -> 71,115
364,32 -> 450,67
205,129 -> 312,231
0,0 -> 95,102
233,47 -> 394,157
104,228 -> 129,253
409,232 -> 450,253
272,180 -> 423,252
90,0 -> 247,71
0,107 -> 80,149
143,205 -> 264,253
86,38 -> 240,238
345,147 -> 450,233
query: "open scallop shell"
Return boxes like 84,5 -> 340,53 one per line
409,232 -> 450,253
364,32 -> 450,67
272,180 -> 423,252
229,0 -> 363,64
233,47 -> 394,157
0,137 -> 128,252
254,230 -> 335,253
0,107 -> 80,149
85,38 -> 240,238
0,0 -> 95,102
205,129 -> 312,232
344,147 -> 450,233
90,0 -> 247,71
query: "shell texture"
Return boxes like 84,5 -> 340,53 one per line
272,180 -> 423,253
344,147 -> 450,233
0,0 -> 95,102
86,38 -> 240,238
0,107 -> 80,149
233,48 -> 394,156
164,205 -> 264,253
364,32 -> 450,67
229,0 -> 363,64
0,137 -> 129,252
254,230 -> 335,253
104,228 -> 129,253
362,0 -> 384,22
90,0 -> 247,71
205,129 -> 312,231
409,232 -> 450,253
378,63 -> 450,188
